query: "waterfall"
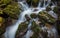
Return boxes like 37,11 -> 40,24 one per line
4,0 -> 58,38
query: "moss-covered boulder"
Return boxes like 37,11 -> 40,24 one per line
15,21 -> 28,38
3,2 -> 20,19
38,11 -> 56,24
30,21 -> 42,38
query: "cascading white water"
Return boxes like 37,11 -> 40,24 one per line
4,0 -> 58,38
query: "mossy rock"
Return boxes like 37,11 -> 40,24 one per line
38,11 -> 56,24
0,0 -> 12,8
0,0 -> 20,19
30,13 -> 37,18
15,21 -> 28,38
30,21 -> 41,38
3,2 -> 20,19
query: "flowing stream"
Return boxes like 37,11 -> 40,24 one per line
4,0 -> 58,38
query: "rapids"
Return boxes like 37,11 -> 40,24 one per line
4,0 -> 58,38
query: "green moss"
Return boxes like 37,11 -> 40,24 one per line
0,0 -> 12,4
0,0 -> 20,19
3,2 -> 20,19
0,10 -> 3,14
0,0 -> 12,8
38,11 -> 56,24
30,21 -> 41,38
31,21 -> 41,32
15,22 -> 28,38
18,22 -> 28,32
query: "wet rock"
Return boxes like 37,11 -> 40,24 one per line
25,14 -> 31,21
38,11 -> 56,24
30,13 -> 37,19
15,21 -> 28,38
